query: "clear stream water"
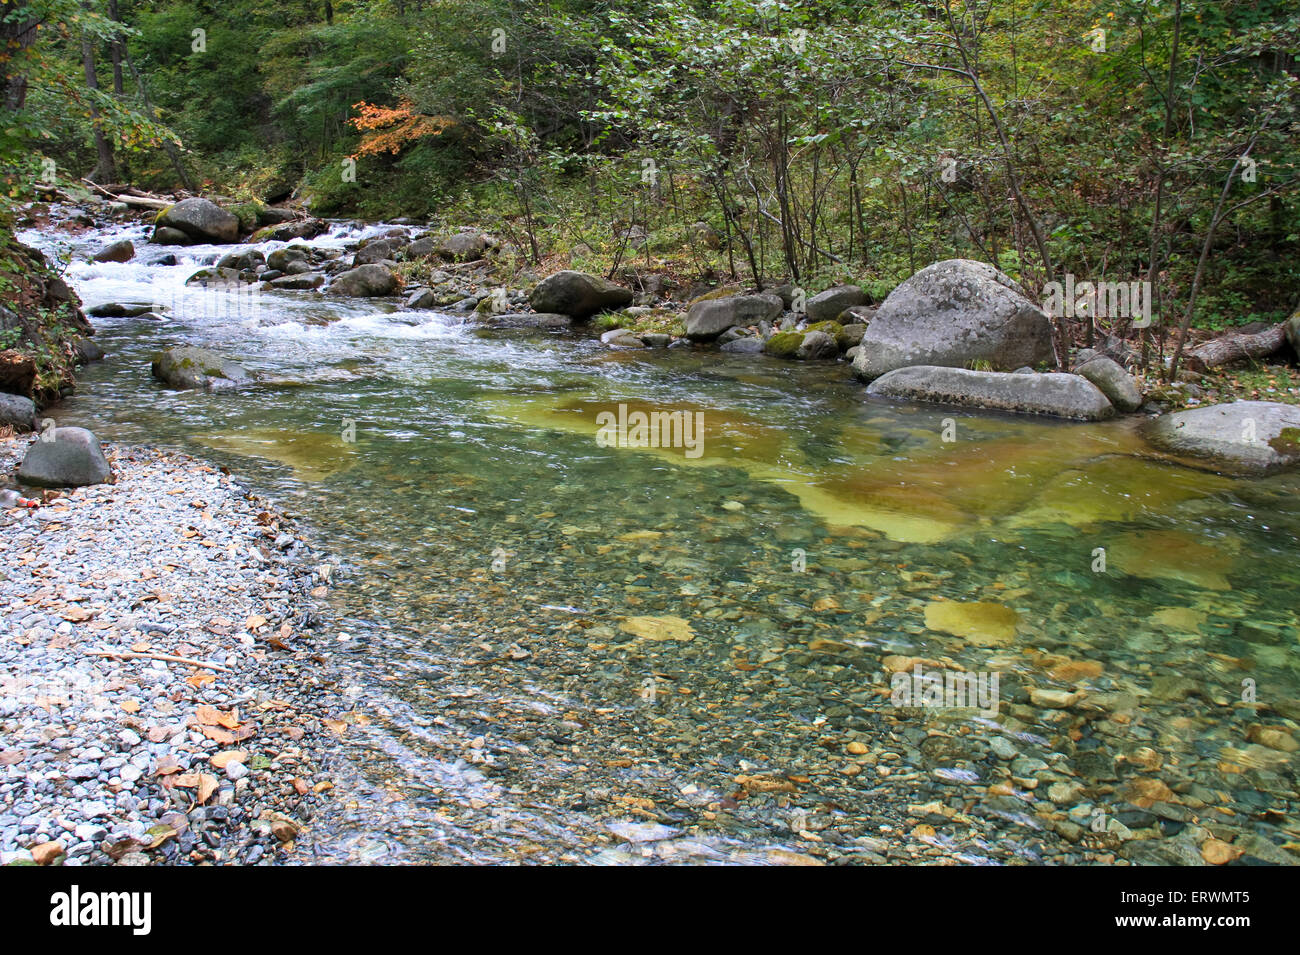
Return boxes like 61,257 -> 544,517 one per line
19,220 -> 1300,865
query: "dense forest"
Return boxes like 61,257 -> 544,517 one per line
2,0 -> 1299,353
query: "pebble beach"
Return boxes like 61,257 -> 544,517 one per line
0,437 -> 336,865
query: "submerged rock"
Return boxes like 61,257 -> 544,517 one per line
17,427 -> 111,487
485,312 -> 572,329
852,259 -> 1053,381
151,346 -> 252,392
1140,400 -> 1300,475
529,271 -> 632,319
867,366 -> 1115,420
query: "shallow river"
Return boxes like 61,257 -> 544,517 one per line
20,220 -> 1300,865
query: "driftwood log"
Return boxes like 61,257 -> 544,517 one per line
79,179 -> 172,210
1183,323 -> 1288,372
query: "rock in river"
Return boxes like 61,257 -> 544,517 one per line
867,366 -> 1115,420
329,264 -> 399,297
528,270 -> 632,319
685,293 -> 783,341
154,197 -> 241,244
1140,400 -> 1300,475
92,239 -> 134,263
852,259 -> 1053,381
151,346 -> 252,392
16,427 -> 111,487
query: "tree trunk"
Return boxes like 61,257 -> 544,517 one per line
0,0 -> 39,111
1182,324 -> 1287,373
81,21 -> 117,183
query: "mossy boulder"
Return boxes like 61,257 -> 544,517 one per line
151,346 -> 252,392
765,331 -> 805,359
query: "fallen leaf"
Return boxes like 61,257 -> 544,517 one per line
210,750 -> 248,769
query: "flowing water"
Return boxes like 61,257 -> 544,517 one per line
19,219 -> 1300,865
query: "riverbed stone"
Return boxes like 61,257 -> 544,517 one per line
329,264 -> 399,297
797,330 -> 840,360
852,259 -> 1053,381
0,393 -> 37,432
806,284 -> 867,322
16,427 -> 111,487
867,366 -> 1115,420
93,239 -> 134,264
155,198 -> 240,244
686,293 -> 783,341
1140,400 -> 1300,475
1076,356 -> 1142,412
529,271 -> 632,319
151,227 -> 191,246
151,346 -> 252,392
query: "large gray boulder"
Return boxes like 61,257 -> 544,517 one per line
867,366 -> 1115,420
17,427 -> 111,487
852,259 -> 1053,381
329,264 -> 399,297
805,285 -> 867,322
0,393 -> 38,432
1140,401 -> 1300,475
438,232 -> 489,260
529,271 -> 632,319
155,198 -> 240,244
151,346 -> 252,392
685,293 -> 783,341
1076,356 -> 1142,412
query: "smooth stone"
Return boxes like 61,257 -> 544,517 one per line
866,366 -> 1115,420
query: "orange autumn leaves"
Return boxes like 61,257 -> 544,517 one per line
349,100 -> 455,157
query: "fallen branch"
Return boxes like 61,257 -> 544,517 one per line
86,649 -> 231,671
79,178 -> 171,210
1182,323 -> 1287,373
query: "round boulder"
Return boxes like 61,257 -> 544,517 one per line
1075,355 -> 1142,413
0,393 -> 38,432
529,271 -> 633,319
155,198 -> 241,244
852,259 -> 1053,381
92,239 -> 134,264
329,264 -> 399,297
17,427 -> 112,487
685,293 -> 783,341
805,284 -> 867,322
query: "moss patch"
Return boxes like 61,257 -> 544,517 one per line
764,331 -> 805,359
